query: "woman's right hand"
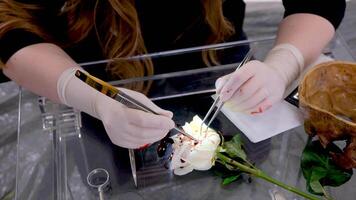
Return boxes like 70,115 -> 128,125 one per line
94,88 -> 175,148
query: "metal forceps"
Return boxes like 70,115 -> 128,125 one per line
114,89 -> 200,142
200,49 -> 254,134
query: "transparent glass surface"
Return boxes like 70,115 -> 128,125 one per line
15,34 -> 356,200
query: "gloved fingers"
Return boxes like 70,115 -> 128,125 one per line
126,108 -> 175,130
119,135 -> 162,149
106,127 -> 166,149
115,141 -> 143,149
230,88 -> 268,112
141,99 -> 173,118
219,61 -> 257,102
126,124 -> 169,141
101,125 -> 143,149
119,87 -> 173,118
243,98 -> 273,115
228,76 -> 263,106
116,140 -> 151,149
215,74 -> 232,93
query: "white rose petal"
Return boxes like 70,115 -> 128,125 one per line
187,149 -> 216,170
174,165 -> 194,176
171,142 -> 191,169
171,115 -> 220,175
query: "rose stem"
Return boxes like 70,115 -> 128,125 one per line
216,152 -> 321,200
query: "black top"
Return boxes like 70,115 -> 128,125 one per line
0,0 -> 346,81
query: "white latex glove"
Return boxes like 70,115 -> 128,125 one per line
215,44 -> 304,114
57,68 -> 175,149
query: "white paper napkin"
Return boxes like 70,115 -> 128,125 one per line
221,100 -> 303,143
219,54 -> 333,143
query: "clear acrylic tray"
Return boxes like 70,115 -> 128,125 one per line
15,34 -> 356,200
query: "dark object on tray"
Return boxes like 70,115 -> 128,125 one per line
299,61 -> 356,169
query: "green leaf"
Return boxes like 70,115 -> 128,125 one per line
232,134 -> 243,145
301,140 -> 353,195
223,175 -> 240,185
213,160 -> 242,182
324,166 -> 353,186
215,135 -> 245,186
223,134 -> 247,161
309,180 -> 323,195
308,167 -> 327,194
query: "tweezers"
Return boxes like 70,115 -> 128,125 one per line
116,89 -> 199,141
200,49 -> 254,133
74,70 -> 199,142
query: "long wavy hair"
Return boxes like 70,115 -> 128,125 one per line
0,0 -> 234,92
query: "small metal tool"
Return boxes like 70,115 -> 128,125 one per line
114,90 -> 199,142
87,168 -> 110,200
128,149 -> 138,187
200,49 -> 254,134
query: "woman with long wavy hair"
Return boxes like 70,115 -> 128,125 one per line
0,0 -> 346,148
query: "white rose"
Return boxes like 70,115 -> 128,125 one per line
171,115 -> 220,175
